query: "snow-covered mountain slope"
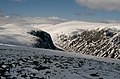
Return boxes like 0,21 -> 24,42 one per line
0,20 -> 120,59
0,44 -> 120,79
37,21 -> 120,59
0,20 -> 119,47
38,21 -> 120,41
57,28 -> 120,59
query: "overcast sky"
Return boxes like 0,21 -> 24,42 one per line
0,0 -> 120,22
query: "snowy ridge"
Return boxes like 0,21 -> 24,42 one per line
39,21 -> 120,40
38,21 -> 120,59
57,28 -> 120,59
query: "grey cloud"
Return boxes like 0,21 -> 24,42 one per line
75,0 -> 120,11
75,12 -> 96,16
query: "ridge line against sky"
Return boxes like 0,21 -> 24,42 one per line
0,0 -> 120,22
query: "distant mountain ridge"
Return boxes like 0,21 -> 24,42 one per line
39,21 -> 120,59
57,28 -> 120,59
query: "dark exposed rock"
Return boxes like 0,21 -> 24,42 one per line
90,73 -> 99,77
21,73 -> 28,78
57,28 -> 120,59
33,61 -> 39,65
28,30 -> 56,50
34,65 -> 50,71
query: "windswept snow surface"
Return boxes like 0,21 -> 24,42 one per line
38,21 -> 120,58
38,21 -> 120,42
0,45 -> 120,79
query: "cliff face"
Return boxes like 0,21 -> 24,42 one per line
57,28 -> 120,59
28,30 -> 56,50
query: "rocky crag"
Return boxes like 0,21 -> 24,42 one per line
57,28 -> 120,59
28,30 -> 56,50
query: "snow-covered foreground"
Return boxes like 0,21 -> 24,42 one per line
0,45 -> 120,79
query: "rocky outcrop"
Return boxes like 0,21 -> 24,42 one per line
28,30 -> 56,50
57,28 -> 120,59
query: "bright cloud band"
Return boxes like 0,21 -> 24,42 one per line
75,0 -> 120,11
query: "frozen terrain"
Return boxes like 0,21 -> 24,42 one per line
38,21 -> 120,42
0,45 -> 120,79
57,28 -> 120,59
0,16 -> 120,79
38,21 -> 120,59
